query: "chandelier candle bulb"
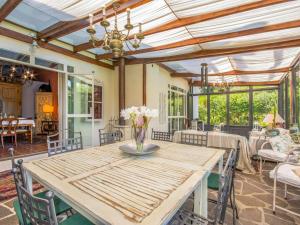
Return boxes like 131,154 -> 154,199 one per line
102,6 -> 106,17
89,14 -> 94,27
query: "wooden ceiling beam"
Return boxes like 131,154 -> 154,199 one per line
0,0 -> 22,22
38,0 -> 151,42
125,38 -> 300,64
192,80 -> 280,87
74,40 -> 103,53
97,19 -> 300,59
171,68 -> 290,77
0,27 -> 113,70
142,0 -> 288,37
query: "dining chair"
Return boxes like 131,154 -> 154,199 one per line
207,141 -> 240,224
0,118 -> 18,148
99,129 -> 122,146
270,162 -> 300,217
180,132 -> 208,147
9,148 -> 72,218
151,129 -> 173,142
168,149 -> 237,225
13,176 -> 94,225
47,130 -> 83,156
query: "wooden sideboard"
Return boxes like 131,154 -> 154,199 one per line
0,82 -> 22,116
35,92 -> 53,134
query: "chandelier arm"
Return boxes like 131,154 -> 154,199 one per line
125,40 -> 134,52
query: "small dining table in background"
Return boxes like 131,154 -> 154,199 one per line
173,130 -> 255,174
23,140 -> 224,225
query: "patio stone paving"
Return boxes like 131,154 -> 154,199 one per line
0,161 -> 300,225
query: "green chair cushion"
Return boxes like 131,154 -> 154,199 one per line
13,199 -> 28,225
35,191 -> 72,214
60,213 -> 94,225
208,172 -> 219,190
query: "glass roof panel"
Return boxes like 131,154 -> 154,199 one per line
231,48 -> 300,70
108,0 -> 176,35
23,0 -> 111,19
132,45 -> 201,58
166,0 -> 259,18
6,2 -> 60,31
200,27 -> 300,50
187,1 -> 300,37
0,0 -> 6,8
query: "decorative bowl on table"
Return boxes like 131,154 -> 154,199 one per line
119,143 -> 160,156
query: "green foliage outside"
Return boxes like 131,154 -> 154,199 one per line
253,90 -> 278,123
198,89 -> 278,126
230,93 -> 249,125
210,95 -> 226,125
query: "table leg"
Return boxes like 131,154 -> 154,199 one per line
194,172 -> 208,218
219,155 -> 223,174
30,126 -> 33,144
24,169 -> 33,194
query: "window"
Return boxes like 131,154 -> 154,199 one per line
35,57 -> 64,71
253,90 -> 278,123
168,85 -> 186,132
210,94 -> 226,125
0,48 -> 30,63
88,85 -> 103,120
229,92 -> 249,125
198,95 -> 207,123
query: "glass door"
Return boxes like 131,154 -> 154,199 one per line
66,74 -> 96,147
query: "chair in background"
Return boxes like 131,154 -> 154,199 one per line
180,132 -> 208,147
207,141 -> 240,224
99,129 -> 122,146
151,129 -> 173,142
0,118 -> 18,148
47,130 -> 83,156
270,162 -> 300,217
13,175 -> 94,225
9,148 -> 72,222
169,149 -> 237,225
257,134 -> 299,174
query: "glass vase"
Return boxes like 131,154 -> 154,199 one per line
134,127 -> 147,152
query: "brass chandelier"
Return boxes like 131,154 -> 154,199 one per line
87,1 -> 144,58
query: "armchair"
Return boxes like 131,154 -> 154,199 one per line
270,162 -> 300,216
257,134 -> 300,174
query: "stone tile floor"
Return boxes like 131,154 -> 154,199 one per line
1,162 -> 300,225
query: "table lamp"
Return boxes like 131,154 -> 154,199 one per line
43,104 -> 54,121
263,113 -> 285,128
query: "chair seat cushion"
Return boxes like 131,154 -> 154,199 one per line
60,213 -> 94,225
208,173 -> 219,190
257,149 -> 287,162
35,191 -> 71,214
270,164 -> 300,187
16,129 -> 29,133
1,130 -> 16,135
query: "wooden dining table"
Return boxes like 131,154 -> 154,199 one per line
23,140 -> 225,225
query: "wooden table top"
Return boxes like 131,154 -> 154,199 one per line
23,140 -> 225,225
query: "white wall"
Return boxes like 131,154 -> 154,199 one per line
123,63 -> 189,132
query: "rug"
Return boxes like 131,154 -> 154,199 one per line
0,170 -> 43,202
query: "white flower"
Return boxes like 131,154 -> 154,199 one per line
121,106 -> 158,120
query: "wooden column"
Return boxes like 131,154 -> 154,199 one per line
278,82 -> 284,118
226,88 -> 230,132
143,64 -> 146,105
207,95 -> 211,130
119,57 -> 125,125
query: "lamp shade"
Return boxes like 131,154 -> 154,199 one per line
43,104 -> 54,113
263,113 -> 285,124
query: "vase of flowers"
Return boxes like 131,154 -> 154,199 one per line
121,106 -> 158,152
